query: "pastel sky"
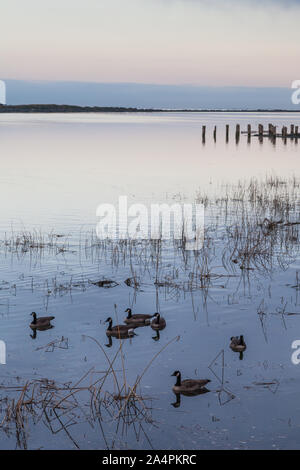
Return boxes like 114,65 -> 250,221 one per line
1,0 -> 300,86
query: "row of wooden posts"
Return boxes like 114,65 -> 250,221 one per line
201,123 -> 300,143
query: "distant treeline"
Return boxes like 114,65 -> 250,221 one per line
0,104 -> 157,113
0,104 -> 300,113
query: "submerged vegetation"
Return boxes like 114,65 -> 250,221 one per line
0,332 -> 179,449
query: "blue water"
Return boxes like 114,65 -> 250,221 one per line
0,112 -> 299,449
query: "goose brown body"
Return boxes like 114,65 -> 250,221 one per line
30,312 -> 55,329
230,335 -> 247,352
151,313 -> 166,330
105,317 -> 136,337
124,308 -> 153,325
172,371 -> 210,394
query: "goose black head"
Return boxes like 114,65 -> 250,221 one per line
105,317 -> 112,323
125,308 -> 132,318
171,370 -> 181,377
153,312 -> 161,324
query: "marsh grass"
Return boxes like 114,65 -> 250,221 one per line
0,323 -> 179,450
0,176 -> 298,304
2,230 -> 70,255
0,176 -> 299,448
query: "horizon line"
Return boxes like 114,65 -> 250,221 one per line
1,103 -> 300,113
2,79 -> 293,90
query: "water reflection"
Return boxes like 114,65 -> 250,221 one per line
0,113 -> 299,449
171,388 -> 210,408
105,332 -> 138,348
152,330 -> 160,342
30,324 -> 54,339
0,113 -> 299,233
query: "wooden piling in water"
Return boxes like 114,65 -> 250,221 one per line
268,124 -> 272,136
271,126 -> 277,144
226,125 -> 229,142
269,124 -> 276,137
235,124 -> 240,141
202,125 -> 206,143
235,124 -> 240,144
199,122 -> 299,143
282,126 -> 288,144
247,124 -> 251,143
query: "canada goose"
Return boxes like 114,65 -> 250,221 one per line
230,335 -> 246,360
30,312 -> 55,329
151,313 -> 166,330
124,308 -> 153,325
171,370 -> 210,394
230,335 -> 246,352
105,317 -> 137,338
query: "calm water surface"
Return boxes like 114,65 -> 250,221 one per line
0,112 -> 299,449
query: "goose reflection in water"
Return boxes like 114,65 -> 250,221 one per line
152,330 -> 160,342
171,388 -> 210,408
105,330 -> 138,348
30,324 -> 54,339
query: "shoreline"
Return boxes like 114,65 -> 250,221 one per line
0,104 -> 300,113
